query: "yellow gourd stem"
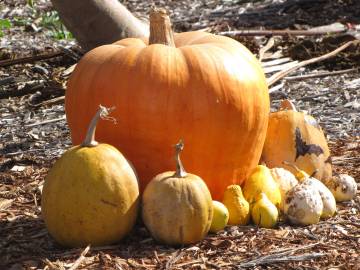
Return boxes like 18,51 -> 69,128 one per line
174,140 -> 187,178
280,99 -> 297,111
282,161 -> 311,181
81,105 -> 116,147
149,7 -> 175,47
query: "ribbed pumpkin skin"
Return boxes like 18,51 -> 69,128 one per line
262,111 -> 332,182
65,31 -> 269,200
142,171 -> 213,245
41,144 -> 139,247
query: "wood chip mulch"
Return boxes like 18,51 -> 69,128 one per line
1,0 -> 359,269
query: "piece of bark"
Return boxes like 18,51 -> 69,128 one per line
51,0 -> 149,51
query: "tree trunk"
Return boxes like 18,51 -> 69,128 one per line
51,0 -> 149,51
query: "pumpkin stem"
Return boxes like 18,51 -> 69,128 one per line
280,100 -> 297,111
149,7 -> 175,47
81,105 -> 116,147
174,139 -> 187,178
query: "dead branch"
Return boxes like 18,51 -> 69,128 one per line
267,40 -> 359,86
284,68 -> 358,81
237,253 -> 325,268
219,28 -> 347,37
0,51 -> 63,68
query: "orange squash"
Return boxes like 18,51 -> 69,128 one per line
262,100 -> 332,182
65,8 -> 269,199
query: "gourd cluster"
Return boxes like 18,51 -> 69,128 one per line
40,8 -> 357,248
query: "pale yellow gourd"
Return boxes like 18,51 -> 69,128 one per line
210,201 -> 229,233
42,106 -> 139,247
327,174 -> 357,202
142,141 -> 213,245
251,193 -> 278,228
222,185 -> 250,225
270,167 -> 298,211
243,165 -> 281,208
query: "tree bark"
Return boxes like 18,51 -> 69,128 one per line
51,0 -> 149,51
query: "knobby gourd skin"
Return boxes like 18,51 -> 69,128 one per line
65,22 -> 269,200
262,102 -> 332,183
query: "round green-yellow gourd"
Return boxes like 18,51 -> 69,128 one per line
142,141 -> 213,245
41,106 -> 139,247
210,201 -> 229,233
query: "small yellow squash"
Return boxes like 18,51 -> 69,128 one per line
222,185 -> 250,225
142,140 -> 213,245
251,193 -> 278,228
210,201 -> 229,233
243,165 -> 281,208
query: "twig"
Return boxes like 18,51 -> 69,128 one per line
25,115 -> 66,127
234,243 -> 323,268
43,259 -> 65,270
68,245 -> 90,270
268,83 -> 284,94
258,37 -> 275,62
165,250 -> 184,270
30,95 -> 65,107
0,82 -> 45,99
284,68 -> 359,81
236,253 -> 325,268
267,40 -> 359,86
219,28 -> 347,37
0,51 -> 63,67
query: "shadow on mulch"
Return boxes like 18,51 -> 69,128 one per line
0,216 -> 55,268
0,215 -> 177,269
234,0 -> 360,29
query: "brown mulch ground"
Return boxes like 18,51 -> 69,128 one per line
1,0 -> 359,269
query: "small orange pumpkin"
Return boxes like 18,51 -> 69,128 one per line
261,100 -> 332,182
65,8 -> 269,199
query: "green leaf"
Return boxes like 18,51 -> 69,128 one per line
0,19 -> 12,29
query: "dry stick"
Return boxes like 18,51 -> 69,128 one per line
30,95 -> 65,107
237,253 -> 325,268
267,40 -> 359,87
68,245 -> 91,270
235,243 -> 324,268
258,37 -> 275,62
284,68 -> 359,81
25,115 -> 66,127
0,51 -> 63,67
219,28 -> 347,37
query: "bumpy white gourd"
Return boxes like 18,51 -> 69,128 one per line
284,184 -> 323,226
302,177 -> 336,219
327,174 -> 357,202
270,168 -> 298,211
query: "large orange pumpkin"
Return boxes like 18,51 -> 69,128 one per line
65,8 -> 269,199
